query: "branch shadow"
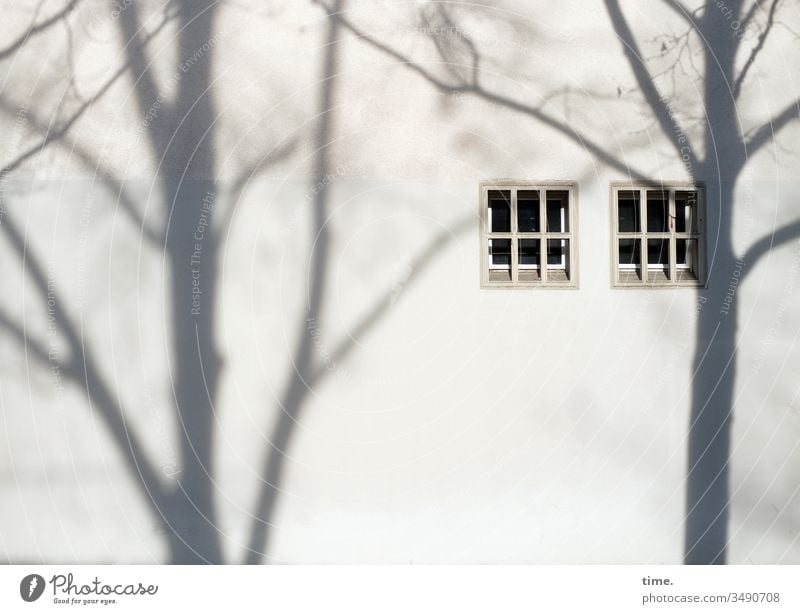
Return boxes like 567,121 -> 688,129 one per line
242,0 -> 342,564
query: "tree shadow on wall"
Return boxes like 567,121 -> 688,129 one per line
0,0 -> 475,563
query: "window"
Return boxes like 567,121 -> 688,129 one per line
481,181 -> 577,287
611,183 -> 705,287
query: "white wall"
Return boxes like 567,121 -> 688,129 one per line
1,0 -> 799,563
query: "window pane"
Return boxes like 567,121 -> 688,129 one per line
517,190 -> 540,232
618,238 -> 641,282
518,239 -> 541,266
647,239 -> 670,282
546,190 -> 569,232
647,239 -> 669,267
675,190 -> 698,233
518,239 -> 541,281
646,190 -> 669,232
489,238 -> 511,264
488,239 -> 511,282
618,190 -> 640,232
546,239 -> 570,281
676,239 -> 699,281
488,190 -> 511,232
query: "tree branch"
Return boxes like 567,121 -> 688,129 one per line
0,0 -> 80,62
733,0 -> 781,99
317,1 -> 650,179
0,309 -> 65,377
605,0 -> 700,169
0,9 -> 174,177
116,2 -> 176,160
310,216 -> 474,386
0,214 -> 168,511
221,136 -> 299,234
242,214 -> 473,563
741,217 -> 800,279
0,98 -> 164,246
744,97 -> 800,153
740,0 -> 767,32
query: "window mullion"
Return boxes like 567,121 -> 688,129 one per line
640,188 -> 647,234
668,189 -> 677,283
699,188 -> 706,284
543,233 -> 572,239
639,188 -> 646,284
483,187 -> 489,285
539,189 -> 547,283
511,188 -> 518,234
511,188 -> 518,283
612,188 -> 619,284
511,237 -> 519,283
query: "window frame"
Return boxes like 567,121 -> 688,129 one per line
480,180 -> 578,289
610,181 -> 706,288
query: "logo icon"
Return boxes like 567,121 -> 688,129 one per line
20,574 -> 45,602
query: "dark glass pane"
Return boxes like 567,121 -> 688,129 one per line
518,239 -> 540,266
547,239 -> 565,265
618,190 -> 640,232
618,238 -> 641,266
646,190 -> 669,232
546,191 -> 569,232
647,239 -> 669,267
647,239 -> 670,282
546,239 -> 570,281
676,239 -> 688,265
517,190 -> 540,232
489,239 -> 511,266
675,191 -> 698,233
676,239 -> 699,281
618,238 -> 641,281
488,190 -> 511,232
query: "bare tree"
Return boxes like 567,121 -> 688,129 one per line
0,0 -> 471,563
602,0 -> 800,564
1,0 -> 797,565
317,0 -> 800,564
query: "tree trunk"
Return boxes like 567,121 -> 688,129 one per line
162,0 -> 222,564
685,179 -> 739,564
